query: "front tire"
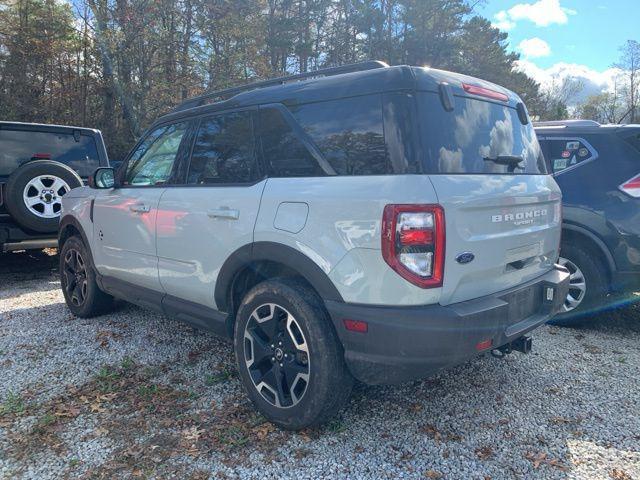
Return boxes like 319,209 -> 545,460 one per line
59,236 -> 113,317
234,279 -> 353,430
549,242 -> 608,326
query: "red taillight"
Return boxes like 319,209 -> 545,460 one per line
620,173 -> 640,198
462,83 -> 509,102
32,153 -> 51,160
381,204 -> 445,288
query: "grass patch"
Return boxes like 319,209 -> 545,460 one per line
96,365 -> 123,393
204,366 -> 236,386
120,356 -> 135,371
0,392 -> 25,416
137,384 -> 159,399
38,412 -> 57,427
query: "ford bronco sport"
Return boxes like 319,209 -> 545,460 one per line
0,122 -> 109,252
59,61 -> 570,429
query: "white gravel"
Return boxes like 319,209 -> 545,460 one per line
1,250 -> 639,479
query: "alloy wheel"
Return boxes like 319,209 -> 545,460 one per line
243,303 -> 310,408
63,248 -> 88,306
23,174 -> 71,218
558,256 -> 587,312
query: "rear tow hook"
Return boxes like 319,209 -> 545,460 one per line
491,336 -> 532,358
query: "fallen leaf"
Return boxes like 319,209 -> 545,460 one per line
476,446 -> 494,460
610,469 -> 632,480
425,470 -> 442,479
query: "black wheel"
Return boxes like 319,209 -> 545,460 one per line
549,242 -> 609,326
234,279 -> 353,430
5,160 -> 82,233
59,236 -> 113,317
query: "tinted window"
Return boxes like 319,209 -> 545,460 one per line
187,111 -> 257,184
621,130 -> 640,154
124,122 -> 188,186
418,92 -> 546,174
542,138 -> 596,174
291,95 -> 391,175
259,108 -> 324,177
0,128 -> 100,177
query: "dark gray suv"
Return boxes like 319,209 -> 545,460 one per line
536,120 -> 640,325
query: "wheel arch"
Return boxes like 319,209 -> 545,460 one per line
562,223 -> 615,281
58,215 -> 95,265
215,242 -> 344,335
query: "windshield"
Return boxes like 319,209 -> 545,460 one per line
418,92 -> 547,175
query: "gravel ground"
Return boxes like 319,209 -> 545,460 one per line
1,250 -> 639,480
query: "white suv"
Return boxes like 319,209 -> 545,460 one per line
59,62 -> 570,429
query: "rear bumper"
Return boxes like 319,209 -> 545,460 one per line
326,265 -> 570,385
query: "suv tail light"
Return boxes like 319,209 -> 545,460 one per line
619,173 -> 640,198
381,204 -> 445,288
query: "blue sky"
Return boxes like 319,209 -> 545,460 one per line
476,0 -> 639,103
479,0 -> 638,71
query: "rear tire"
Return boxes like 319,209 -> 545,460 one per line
234,278 -> 353,430
549,242 -> 608,327
59,236 -> 113,317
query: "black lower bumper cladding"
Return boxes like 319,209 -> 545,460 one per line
326,265 -> 570,385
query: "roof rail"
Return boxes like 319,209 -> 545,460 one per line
172,61 -> 390,113
533,119 -> 601,128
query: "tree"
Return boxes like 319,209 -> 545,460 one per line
614,40 -> 640,123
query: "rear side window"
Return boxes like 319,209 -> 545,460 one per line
418,92 -> 546,174
290,95 -> 392,175
621,131 -> 640,153
258,108 -> 325,177
0,128 -> 100,177
187,111 -> 257,184
541,138 -> 596,174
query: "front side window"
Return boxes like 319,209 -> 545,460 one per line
187,111 -> 257,184
258,108 -> 325,177
0,128 -> 100,177
124,122 -> 188,186
541,138 -> 596,174
418,92 -> 547,174
290,95 -> 391,175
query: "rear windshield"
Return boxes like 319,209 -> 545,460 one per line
418,92 -> 547,174
0,128 -> 100,177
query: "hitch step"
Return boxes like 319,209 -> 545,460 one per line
491,336 -> 532,358
511,335 -> 532,354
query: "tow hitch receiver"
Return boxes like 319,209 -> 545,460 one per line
491,336 -> 532,358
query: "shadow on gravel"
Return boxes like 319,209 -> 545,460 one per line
564,295 -> 640,334
0,250 -> 59,282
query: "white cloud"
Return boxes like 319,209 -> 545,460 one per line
492,11 -> 516,31
518,38 -> 551,58
515,60 -> 623,105
494,0 -> 577,30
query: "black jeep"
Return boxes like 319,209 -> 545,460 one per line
0,122 -> 109,252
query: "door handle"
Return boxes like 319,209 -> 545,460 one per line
207,208 -> 240,220
129,204 -> 150,213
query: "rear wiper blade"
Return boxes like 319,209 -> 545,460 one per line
483,155 -> 525,172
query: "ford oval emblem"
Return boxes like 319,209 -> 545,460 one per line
456,252 -> 475,264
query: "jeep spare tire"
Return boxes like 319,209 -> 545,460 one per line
5,160 -> 82,233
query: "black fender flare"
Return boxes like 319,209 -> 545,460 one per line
562,222 -> 616,273
214,241 -> 344,313
58,215 -> 96,265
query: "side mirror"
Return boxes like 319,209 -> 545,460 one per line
89,167 -> 116,189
